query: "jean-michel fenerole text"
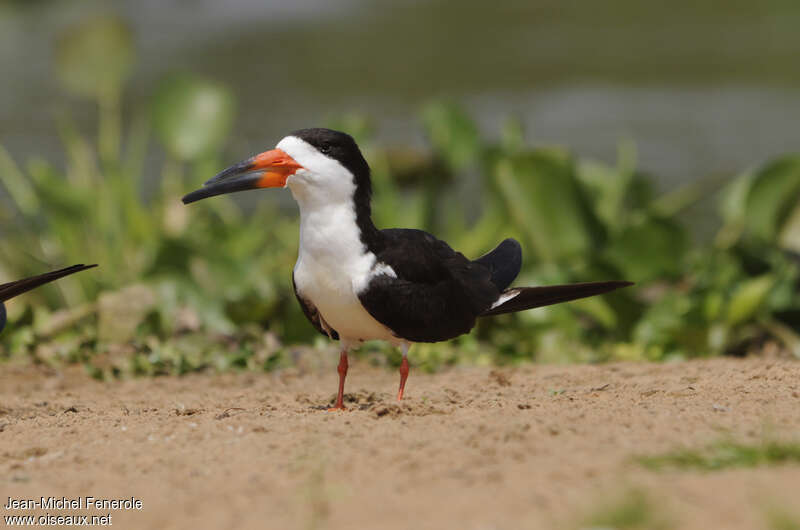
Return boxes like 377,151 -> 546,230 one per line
4,496 -> 143,510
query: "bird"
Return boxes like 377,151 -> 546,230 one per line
0,264 -> 98,334
183,128 -> 632,410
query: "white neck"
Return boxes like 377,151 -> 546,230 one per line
294,193 -> 367,259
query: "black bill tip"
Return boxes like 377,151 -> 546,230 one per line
182,188 -> 216,205
181,171 -> 265,205
182,158 -> 262,205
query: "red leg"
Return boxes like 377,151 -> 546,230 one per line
328,350 -> 348,411
397,356 -> 409,401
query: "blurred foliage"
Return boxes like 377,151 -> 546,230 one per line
0,17 -> 799,377
767,507 -> 800,530
152,74 -> 236,162
639,439 -> 800,471
579,489 -> 671,530
55,15 -> 134,101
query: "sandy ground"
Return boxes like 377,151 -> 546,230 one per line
1,357 -> 800,530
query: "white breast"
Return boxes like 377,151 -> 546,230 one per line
291,202 -> 397,347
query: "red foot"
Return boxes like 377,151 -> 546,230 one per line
397,357 -> 409,401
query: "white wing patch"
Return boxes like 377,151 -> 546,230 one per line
490,289 -> 520,310
371,262 -> 397,279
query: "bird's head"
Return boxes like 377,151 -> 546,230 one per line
182,128 -> 371,207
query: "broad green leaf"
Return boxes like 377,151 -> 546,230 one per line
152,75 -> 235,161
605,217 -> 688,282
715,170 -> 755,248
743,157 -> 800,241
491,151 -> 602,263
576,159 -> 632,229
718,170 -> 755,224
726,275 -> 774,325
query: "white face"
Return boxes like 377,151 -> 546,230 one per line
276,135 -> 356,207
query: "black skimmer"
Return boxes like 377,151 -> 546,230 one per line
0,264 -> 98,334
183,128 -> 632,410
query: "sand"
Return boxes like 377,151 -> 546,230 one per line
1,357 -> 799,529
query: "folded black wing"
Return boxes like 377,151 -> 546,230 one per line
358,229 -> 500,343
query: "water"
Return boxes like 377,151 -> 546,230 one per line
1,0 -> 799,191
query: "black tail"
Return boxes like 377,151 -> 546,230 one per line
0,264 -> 98,302
481,280 -> 633,317
473,238 -> 522,292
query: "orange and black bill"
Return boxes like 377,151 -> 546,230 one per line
182,149 -> 303,204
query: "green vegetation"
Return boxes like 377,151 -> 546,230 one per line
579,489 -> 671,530
766,508 -> 800,530
639,440 -> 800,471
1,16 -> 799,376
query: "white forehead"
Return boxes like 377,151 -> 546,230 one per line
276,135 -> 318,163
277,134 -> 354,181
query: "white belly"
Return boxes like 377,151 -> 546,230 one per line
294,253 -> 396,346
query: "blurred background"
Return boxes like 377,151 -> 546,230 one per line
1,0 -> 799,376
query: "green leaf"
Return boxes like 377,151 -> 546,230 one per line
576,159 -> 630,228
55,16 -> 134,100
715,170 -> 756,248
605,217 -> 689,281
778,200 -> 800,253
743,157 -> 800,241
727,275 -> 775,325
0,145 -> 39,216
719,170 -> 755,224
491,151 -> 602,263
633,291 -> 694,349
500,116 -> 525,153
421,102 -> 480,170
570,296 -> 618,328
152,75 -> 236,161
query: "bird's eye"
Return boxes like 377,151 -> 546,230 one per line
320,144 -> 332,155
